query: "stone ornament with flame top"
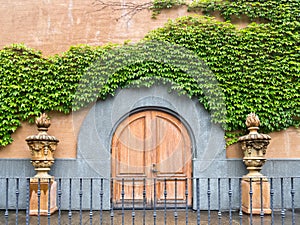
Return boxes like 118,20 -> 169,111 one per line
239,113 -> 272,215
238,113 -> 271,178
26,113 -> 59,179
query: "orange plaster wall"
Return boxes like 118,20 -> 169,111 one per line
0,1 -> 250,56
0,0 -> 194,56
0,108 -> 90,159
227,127 -> 300,159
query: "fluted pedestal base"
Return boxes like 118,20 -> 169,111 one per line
242,178 -> 271,215
29,179 -> 57,216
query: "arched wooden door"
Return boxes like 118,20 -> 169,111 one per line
111,110 -> 192,208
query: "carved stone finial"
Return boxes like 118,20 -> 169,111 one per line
245,112 -> 260,128
239,113 -> 271,178
36,113 -> 51,132
26,112 -> 58,178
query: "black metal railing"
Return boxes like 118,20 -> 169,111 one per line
0,177 -> 299,224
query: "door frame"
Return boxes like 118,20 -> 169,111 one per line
110,106 -> 196,158
110,106 -> 195,208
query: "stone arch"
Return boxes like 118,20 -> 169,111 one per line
77,85 -> 225,209
77,85 -> 225,178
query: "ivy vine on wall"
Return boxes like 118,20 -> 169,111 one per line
0,0 -> 299,147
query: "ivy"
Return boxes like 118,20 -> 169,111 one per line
151,0 -> 186,18
0,44 -> 114,146
145,15 -> 300,139
72,41 -> 227,127
188,0 -> 300,24
0,44 -> 49,145
0,1 -> 299,147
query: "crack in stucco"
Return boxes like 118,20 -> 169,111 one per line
68,0 -> 74,25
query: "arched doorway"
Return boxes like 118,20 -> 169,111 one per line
111,110 -> 192,208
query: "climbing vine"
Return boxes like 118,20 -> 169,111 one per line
188,0 -> 300,24
0,0 -> 299,147
151,0 -> 186,18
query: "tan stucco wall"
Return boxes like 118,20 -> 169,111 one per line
0,109 -> 90,159
0,0 -> 194,56
227,127 -> 300,159
0,0 -> 251,56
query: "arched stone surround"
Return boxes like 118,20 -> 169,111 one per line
77,85 -> 226,209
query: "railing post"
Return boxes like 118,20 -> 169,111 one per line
174,178 -> 178,225
218,178 -> 222,225
280,178 -> 285,225
143,178 -> 146,225
38,179 -> 41,224
47,178 -> 51,225
249,178 -> 253,225
15,178 -> 19,225
185,178 -> 189,225
26,178 -> 30,225
260,178 -> 264,225
153,178 -> 157,225
89,178 -> 93,225
100,178 -> 104,225
79,178 -> 83,225
196,178 -> 200,225
228,178 -> 232,225
57,178 -> 62,225
132,178 -> 135,225
207,178 -> 211,225
68,178 -> 72,225
164,178 -> 167,225
291,177 -> 295,225
121,178 -> 125,225
270,178 -> 274,225
239,178 -> 243,225
5,178 -> 9,225
110,178 -> 114,225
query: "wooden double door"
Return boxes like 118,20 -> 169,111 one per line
111,110 -> 192,208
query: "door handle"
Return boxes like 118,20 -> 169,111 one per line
152,164 -> 159,173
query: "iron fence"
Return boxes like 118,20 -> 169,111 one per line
0,177 -> 300,224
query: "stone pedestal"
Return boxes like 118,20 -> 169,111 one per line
238,113 -> 271,215
241,178 -> 271,214
29,179 -> 57,216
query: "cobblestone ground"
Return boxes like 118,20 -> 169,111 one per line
1,210 -> 299,224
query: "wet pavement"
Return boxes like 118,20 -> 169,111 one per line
1,209 -> 299,224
